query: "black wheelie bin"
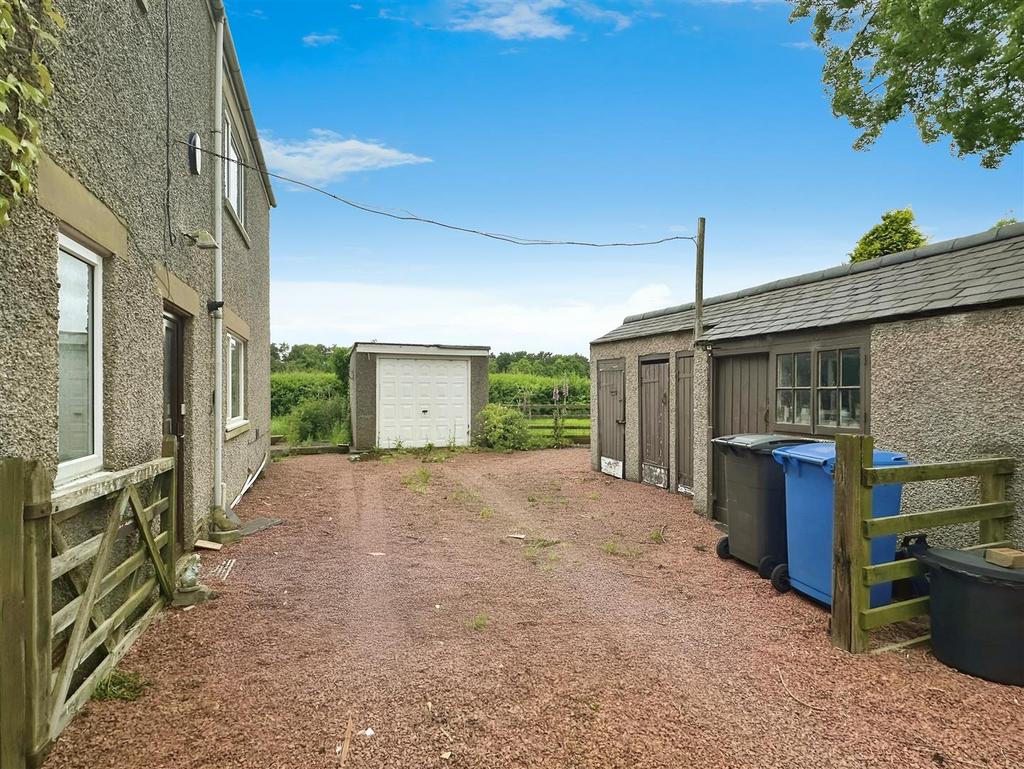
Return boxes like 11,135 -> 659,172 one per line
712,434 -> 817,578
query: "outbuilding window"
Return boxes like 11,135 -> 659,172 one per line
227,333 -> 246,428
56,235 -> 103,483
772,344 -> 865,434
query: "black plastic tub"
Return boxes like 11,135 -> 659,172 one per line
913,546 -> 1024,686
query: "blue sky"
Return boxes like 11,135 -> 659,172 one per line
226,0 -> 1024,354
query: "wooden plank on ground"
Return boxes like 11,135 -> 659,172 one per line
194,539 -> 222,551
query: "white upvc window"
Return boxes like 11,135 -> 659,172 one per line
56,235 -> 103,484
223,114 -> 245,224
227,333 -> 246,428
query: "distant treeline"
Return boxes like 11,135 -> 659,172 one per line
489,351 -> 589,379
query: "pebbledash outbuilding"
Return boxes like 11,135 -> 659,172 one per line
589,223 -> 1024,542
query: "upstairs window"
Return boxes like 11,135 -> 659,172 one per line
223,115 -> 245,224
227,333 -> 246,428
57,236 -> 103,483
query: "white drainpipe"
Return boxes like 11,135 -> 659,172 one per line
212,6 -> 225,511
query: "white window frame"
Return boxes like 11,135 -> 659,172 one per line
227,332 -> 246,430
223,113 -> 245,226
55,234 -> 104,485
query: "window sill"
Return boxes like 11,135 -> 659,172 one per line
225,420 -> 251,441
223,200 -> 251,249
53,467 -> 111,494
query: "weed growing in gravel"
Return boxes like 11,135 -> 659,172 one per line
469,613 -> 489,631
601,541 -> 640,558
647,527 -> 667,544
523,545 -> 540,563
480,507 -> 494,520
530,537 -> 560,549
401,468 -> 432,493
587,492 -> 600,500
527,494 -> 538,503
93,670 -> 149,702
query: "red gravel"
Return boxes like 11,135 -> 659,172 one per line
45,448 -> 1024,769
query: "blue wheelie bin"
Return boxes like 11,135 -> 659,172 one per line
770,442 -> 907,608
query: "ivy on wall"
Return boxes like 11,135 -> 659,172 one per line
0,0 -> 64,226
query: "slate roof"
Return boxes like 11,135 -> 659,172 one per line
593,222 -> 1024,345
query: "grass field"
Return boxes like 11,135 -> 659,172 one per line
526,417 -> 590,436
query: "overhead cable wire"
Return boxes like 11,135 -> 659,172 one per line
174,138 -> 696,248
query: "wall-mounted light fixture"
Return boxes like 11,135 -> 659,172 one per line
181,229 -> 219,249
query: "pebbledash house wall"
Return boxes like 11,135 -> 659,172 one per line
870,305 -> 1024,545
350,348 -> 490,451
589,331 -> 695,486
0,0 -> 272,544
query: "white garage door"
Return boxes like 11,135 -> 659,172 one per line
377,357 -> 471,448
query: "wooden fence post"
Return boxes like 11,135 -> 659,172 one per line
979,469 -> 1009,544
161,437 -> 178,590
1,458 -> 27,769
832,434 -> 873,653
23,461 -> 52,767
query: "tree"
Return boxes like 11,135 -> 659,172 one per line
330,346 -> 351,397
790,0 -> 1024,168
850,208 -> 927,263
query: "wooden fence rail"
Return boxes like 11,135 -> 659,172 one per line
832,434 -> 1015,654
0,438 -> 177,768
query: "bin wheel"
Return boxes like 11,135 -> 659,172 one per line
758,556 -> 777,579
770,563 -> 791,593
715,536 -> 730,560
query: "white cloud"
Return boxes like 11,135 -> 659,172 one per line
302,33 -> 339,47
782,40 -> 814,49
452,1 -> 573,40
573,1 -> 632,32
271,280 -> 674,353
449,1 -> 633,40
260,130 -> 432,185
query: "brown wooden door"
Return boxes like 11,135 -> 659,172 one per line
676,353 -> 694,492
597,360 -> 625,478
712,353 -> 769,521
640,359 -> 670,488
162,311 -> 186,547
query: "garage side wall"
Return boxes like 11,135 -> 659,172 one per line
351,350 -> 377,451
691,348 -> 712,516
470,356 -> 489,438
871,306 -> 1024,545
590,331 -> 692,484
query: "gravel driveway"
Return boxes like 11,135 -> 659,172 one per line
45,449 -> 1023,769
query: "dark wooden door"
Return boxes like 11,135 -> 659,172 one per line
676,353 -> 694,492
597,360 -> 625,478
640,359 -> 670,488
162,311 -> 186,547
712,353 -> 769,521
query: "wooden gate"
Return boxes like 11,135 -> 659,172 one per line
676,353 -> 694,493
640,359 -> 670,488
0,439 -> 177,767
597,359 -> 625,478
712,353 -> 769,521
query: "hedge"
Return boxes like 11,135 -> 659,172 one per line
488,372 -> 590,405
270,371 -> 341,417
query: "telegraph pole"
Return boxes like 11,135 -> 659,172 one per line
694,217 -> 706,342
